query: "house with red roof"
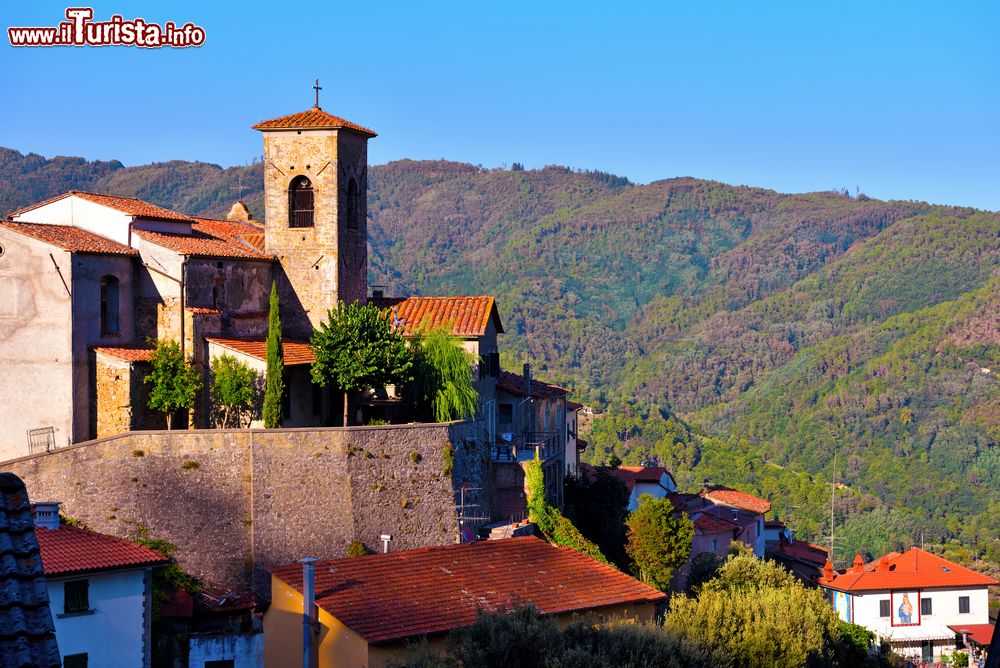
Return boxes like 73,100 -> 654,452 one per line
818,547 -> 997,664
30,501 -> 167,668
264,536 -> 665,668
0,101 -> 514,457
599,465 -> 677,511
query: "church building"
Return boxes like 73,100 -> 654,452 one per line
0,101 -> 503,460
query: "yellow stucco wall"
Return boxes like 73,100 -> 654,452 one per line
265,580 -> 659,668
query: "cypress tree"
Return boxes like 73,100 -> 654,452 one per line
263,282 -> 284,428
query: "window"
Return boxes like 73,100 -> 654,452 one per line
63,579 -> 89,614
288,175 -> 314,228
347,177 -> 359,229
920,597 -> 932,616
99,275 -> 120,336
63,654 -> 88,668
204,661 -> 234,668
958,596 -> 970,614
879,599 -> 890,618
499,403 -> 513,424
711,539 -> 718,552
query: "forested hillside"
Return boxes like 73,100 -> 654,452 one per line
2,147 -> 997,568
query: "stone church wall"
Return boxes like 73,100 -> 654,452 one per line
1,422 -> 491,597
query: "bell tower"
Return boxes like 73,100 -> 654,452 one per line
253,95 -> 374,338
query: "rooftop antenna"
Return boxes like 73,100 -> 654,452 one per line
313,78 -> 322,109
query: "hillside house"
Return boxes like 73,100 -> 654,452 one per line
599,465 -> 678,511
31,501 -> 167,668
264,536 -> 665,668
818,548 -> 997,664
764,519 -> 830,584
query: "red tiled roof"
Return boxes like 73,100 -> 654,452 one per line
252,107 -> 377,136
187,307 -> 222,315
819,547 -> 999,592
374,295 -> 503,338
241,232 -> 265,252
694,514 -> 739,535
0,221 -> 137,256
207,337 -> 315,366
135,218 -> 272,260
771,539 -> 829,566
92,346 -> 155,363
35,525 -> 167,576
10,190 -> 192,222
948,624 -> 994,646
765,519 -> 785,528
702,487 -> 772,515
270,536 -> 664,644
497,370 -> 569,399
602,466 -> 673,494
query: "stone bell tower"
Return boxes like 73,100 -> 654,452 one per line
252,92 -> 374,337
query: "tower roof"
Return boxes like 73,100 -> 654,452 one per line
252,108 -> 376,137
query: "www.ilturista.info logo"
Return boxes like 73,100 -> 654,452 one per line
8,7 -> 205,48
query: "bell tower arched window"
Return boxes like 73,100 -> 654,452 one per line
347,177 -> 359,230
100,275 -> 120,336
288,176 -> 314,228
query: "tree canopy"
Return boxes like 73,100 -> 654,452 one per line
262,281 -> 284,428
145,339 -> 201,429
625,494 -> 694,591
311,300 -> 412,426
210,354 -> 256,428
410,325 -> 479,422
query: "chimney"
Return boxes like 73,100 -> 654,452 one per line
226,200 -> 253,222
823,559 -> 834,581
298,558 -> 318,668
31,502 -> 61,530
370,285 -> 386,299
852,553 -> 865,573
879,556 -> 889,573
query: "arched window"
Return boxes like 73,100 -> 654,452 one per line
288,176 -> 314,228
100,275 -> 120,336
347,177 -> 359,230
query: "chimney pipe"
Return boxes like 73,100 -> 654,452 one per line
299,558 -> 318,668
31,502 -> 61,530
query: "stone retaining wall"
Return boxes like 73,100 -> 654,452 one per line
1,422 -> 489,597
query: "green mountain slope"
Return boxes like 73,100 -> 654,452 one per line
2,148 -> 997,564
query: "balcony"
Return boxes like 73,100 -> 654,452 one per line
491,431 -> 560,463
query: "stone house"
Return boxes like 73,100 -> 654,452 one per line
0,103 -> 512,460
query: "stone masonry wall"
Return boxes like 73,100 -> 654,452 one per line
1,423 -> 491,598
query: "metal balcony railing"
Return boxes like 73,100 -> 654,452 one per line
491,431 -> 560,463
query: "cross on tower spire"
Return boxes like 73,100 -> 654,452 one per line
313,79 -> 322,109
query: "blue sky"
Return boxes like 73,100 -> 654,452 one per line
2,1 -> 998,209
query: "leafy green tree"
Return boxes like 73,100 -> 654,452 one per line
210,354 -> 256,428
262,282 -> 284,428
145,339 -> 201,429
410,325 -> 479,422
625,494 -> 694,591
311,300 -> 412,426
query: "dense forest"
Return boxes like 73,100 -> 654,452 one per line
2,147 -> 997,571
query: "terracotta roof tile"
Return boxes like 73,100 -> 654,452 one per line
207,337 -> 315,366
702,487 -> 772,515
770,539 -> 829,566
694,514 -> 739,534
10,190 -> 191,222
92,346 -> 155,363
252,107 -> 377,136
819,547 -> 998,592
135,218 -> 273,260
187,307 -> 222,315
601,466 -> 673,494
374,295 -> 503,338
35,525 -> 167,576
270,536 -> 664,644
497,370 -> 569,399
0,221 -> 137,256
948,624 -> 994,646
